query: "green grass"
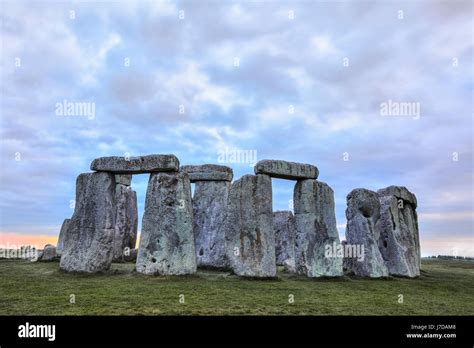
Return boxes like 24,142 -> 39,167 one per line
0,259 -> 472,315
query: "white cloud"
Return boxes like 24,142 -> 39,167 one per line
158,62 -> 248,113
310,34 -> 339,55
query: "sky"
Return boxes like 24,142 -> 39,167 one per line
0,0 -> 472,257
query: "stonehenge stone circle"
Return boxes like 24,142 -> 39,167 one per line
56,153 -> 421,280
376,186 -> 420,277
59,172 -> 116,273
273,211 -> 296,272
136,172 -> 196,275
182,164 -> 233,182
255,160 -> 318,180
345,189 -> 388,278
224,174 -> 276,277
56,218 -> 70,256
293,180 -> 343,277
193,180 -> 231,269
112,182 -> 138,262
91,154 -> 179,174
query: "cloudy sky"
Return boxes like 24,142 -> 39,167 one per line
0,0 -> 472,256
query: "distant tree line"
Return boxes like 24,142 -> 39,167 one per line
427,255 -> 474,260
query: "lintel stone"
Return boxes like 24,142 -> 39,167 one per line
254,160 -> 318,180
91,154 -> 179,174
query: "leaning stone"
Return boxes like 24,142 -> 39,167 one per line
224,174 -> 276,277
56,218 -> 70,256
115,174 -> 132,186
193,180 -> 231,269
59,172 -> 116,273
273,211 -> 296,269
376,187 -> 420,277
293,180 -> 343,277
91,154 -> 179,174
345,188 -> 388,278
136,172 -> 196,275
38,244 -> 57,261
181,164 -> 233,182
254,160 -> 318,180
112,184 -> 138,262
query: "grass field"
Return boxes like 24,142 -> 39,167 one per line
0,258 -> 472,315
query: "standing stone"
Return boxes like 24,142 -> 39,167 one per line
112,184 -> 138,262
224,174 -> 276,277
115,174 -> 132,186
376,186 -> 420,277
193,180 -> 231,269
136,172 -> 196,275
255,160 -> 318,180
293,180 -> 343,277
345,189 -> 388,278
91,154 -> 179,174
59,172 -> 116,273
273,211 -> 296,271
378,186 -> 417,208
38,244 -> 57,261
56,218 -> 70,256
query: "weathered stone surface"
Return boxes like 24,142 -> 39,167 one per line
136,172 -> 196,275
345,189 -> 388,278
112,184 -> 138,262
115,174 -> 132,186
224,174 -> 276,277
254,160 -> 318,180
341,240 -> 352,273
273,211 -> 296,271
38,244 -> 57,261
376,187 -> 420,277
91,154 -> 179,174
193,180 -> 231,269
181,164 -> 233,182
56,218 -> 70,256
293,180 -> 343,277
377,185 -> 417,208
59,172 -> 116,273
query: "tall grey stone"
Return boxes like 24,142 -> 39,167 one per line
136,172 -> 196,275
293,180 -> 343,277
193,180 -> 231,269
255,160 -> 318,180
56,218 -> 70,256
273,211 -> 296,271
376,186 -> 420,277
112,184 -> 138,262
91,154 -> 179,174
182,164 -> 233,182
59,172 -> 116,273
224,174 -> 276,277
345,189 -> 388,278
